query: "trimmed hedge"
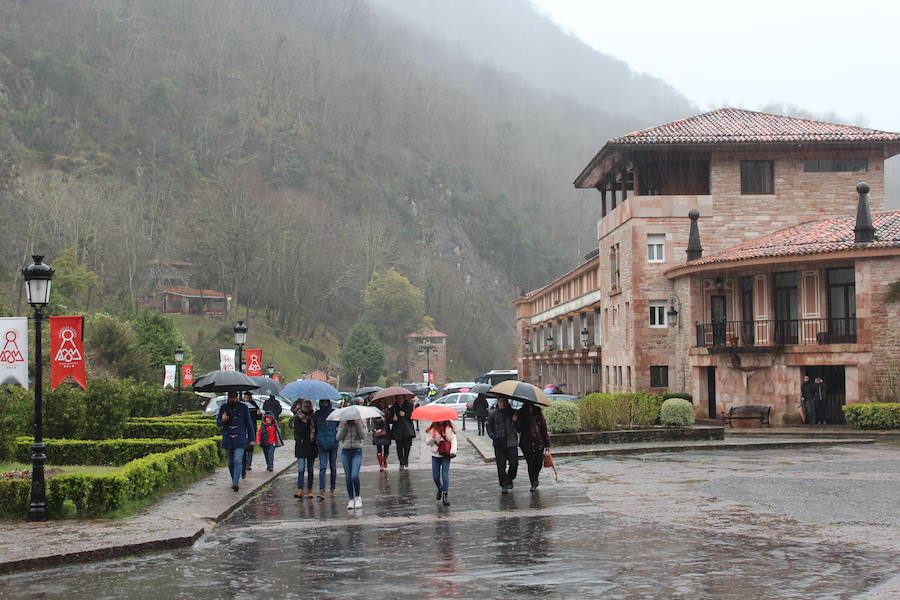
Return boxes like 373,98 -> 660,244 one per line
122,419 -> 221,440
544,401 -> 581,433
663,392 -> 693,404
579,393 -> 665,431
0,439 -> 222,518
660,398 -> 695,427
10,437 -> 203,466
842,403 -> 900,430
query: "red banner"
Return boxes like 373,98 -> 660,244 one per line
50,316 -> 87,390
181,364 -> 194,387
244,349 -> 263,376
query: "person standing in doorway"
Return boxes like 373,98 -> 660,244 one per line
314,399 -> 339,499
217,391 -> 254,491
337,418 -> 367,509
472,393 -> 489,436
486,396 -> 519,493
800,375 -> 816,425
388,395 -> 416,469
814,377 -> 828,425
424,420 -> 457,506
292,399 -> 318,498
516,402 -> 550,492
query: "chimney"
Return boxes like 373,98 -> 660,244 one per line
686,209 -> 703,261
854,182 -> 875,243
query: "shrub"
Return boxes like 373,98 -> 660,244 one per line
544,401 -> 581,433
663,392 -> 693,403
842,403 -> 900,430
660,398 -> 695,427
84,376 -> 132,439
579,393 -> 665,431
122,419 -> 220,439
11,437 -> 202,465
0,387 -> 33,459
44,384 -> 89,439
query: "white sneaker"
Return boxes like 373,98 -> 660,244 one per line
354,496 -> 362,508
347,498 -> 355,510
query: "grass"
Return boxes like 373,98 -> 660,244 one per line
0,462 -> 118,477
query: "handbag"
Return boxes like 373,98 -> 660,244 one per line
543,450 -> 559,482
437,439 -> 452,457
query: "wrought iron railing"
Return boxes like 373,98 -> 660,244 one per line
695,318 -> 857,348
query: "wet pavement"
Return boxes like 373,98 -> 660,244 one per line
1,435 -> 898,599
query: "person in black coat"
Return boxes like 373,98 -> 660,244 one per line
800,375 -> 816,425
242,391 -> 262,475
516,402 -> 550,492
387,396 -> 416,469
369,405 -> 392,472
292,399 -> 318,498
813,377 -> 828,425
263,394 -> 282,418
472,393 -> 490,436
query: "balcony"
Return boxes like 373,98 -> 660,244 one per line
695,318 -> 857,349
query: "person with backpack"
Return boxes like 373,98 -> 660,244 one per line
486,396 -> 519,493
314,398 -> 339,499
424,420 -> 457,506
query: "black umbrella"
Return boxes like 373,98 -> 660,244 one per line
250,376 -> 283,396
354,386 -> 383,397
468,383 -> 492,395
193,370 -> 260,393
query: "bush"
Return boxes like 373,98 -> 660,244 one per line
660,398 -> 695,427
10,437 -> 202,465
122,419 -> 220,439
44,384 -> 89,439
0,387 -> 33,459
663,392 -> 693,403
0,439 -> 222,519
84,376 -> 132,439
578,393 -> 665,431
544,401 -> 581,433
842,403 -> 900,430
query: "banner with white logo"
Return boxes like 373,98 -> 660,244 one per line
244,349 -> 263,376
0,317 -> 29,389
163,364 -> 176,388
182,364 -> 193,387
50,316 -> 87,390
219,349 -> 236,371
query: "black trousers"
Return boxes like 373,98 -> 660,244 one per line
522,449 -> 544,486
494,444 -> 518,486
376,443 -> 390,457
476,416 -> 487,435
396,438 -> 413,466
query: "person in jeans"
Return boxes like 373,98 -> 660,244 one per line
337,418 -> 367,509
800,375 -> 816,425
424,420 -> 457,506
217,391 -> 254,491
472,393 -> 490,436
291,400 -> 317,498
516,402 -> 550,492
241,391 -> 262,476
486,396 -> 519,493
255,412 -> 283,472
314,398 -> 339,498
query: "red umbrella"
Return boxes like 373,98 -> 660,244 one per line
370,386 -> 416,410
411,404 -> 458,422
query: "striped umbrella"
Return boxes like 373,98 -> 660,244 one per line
486,380 -> 549,406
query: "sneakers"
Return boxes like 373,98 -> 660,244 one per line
347,498 -> 355,510
442,492 -> 450,506
354,496 -> 362,509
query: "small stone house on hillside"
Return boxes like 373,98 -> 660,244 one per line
138,259 -> 230,316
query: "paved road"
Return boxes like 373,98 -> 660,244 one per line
1,435 -> 898,599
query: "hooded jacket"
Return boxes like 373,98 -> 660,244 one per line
314,405 -> 339,450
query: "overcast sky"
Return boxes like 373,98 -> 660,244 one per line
531,0 -> 900,133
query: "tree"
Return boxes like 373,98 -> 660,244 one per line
341,322 -> 384,387
361,268 -> 425,348
131,310 -> 190,370
86,312 -> 154,382
49,246 -> 101,313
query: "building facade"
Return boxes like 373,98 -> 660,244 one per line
516,108 -> 900,421
406,328 -> 448,386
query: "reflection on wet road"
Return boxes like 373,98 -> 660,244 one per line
2,457 -> 895,600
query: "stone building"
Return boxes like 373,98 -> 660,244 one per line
515,108 -> 900,421
137,259 -> 230,316
406,328 -> 448,386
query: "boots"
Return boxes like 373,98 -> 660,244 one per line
306,488 -> 314,498
377,454 -> 386,472
442,492 -> 450,506
295,488 -> 304,498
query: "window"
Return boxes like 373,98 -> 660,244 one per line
804,158 -> 867,173
647,234 -> 665,262
609,243 -> 620,289
741,160 -> 774,194
650,366 -> 669,388
649,300 -> 667,328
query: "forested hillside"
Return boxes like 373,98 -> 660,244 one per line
0,0 -> 693,376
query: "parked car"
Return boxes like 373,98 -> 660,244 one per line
546,393 -> 580,404
430,392 -> 476,417
440,381 -> 477,396
203,394 -> 296,417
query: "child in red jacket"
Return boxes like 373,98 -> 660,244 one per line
256,412 -> 284,471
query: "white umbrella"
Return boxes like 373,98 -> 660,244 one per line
326,405 -> 384,421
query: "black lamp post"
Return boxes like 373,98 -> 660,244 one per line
524,339 -> 532,354
667,307 -> 679,327
22,255 -> 53,522
547,334 -> 555,352
417,337 -> 438,384
174,346 -> 184,413
233,320 -> 247,373
267,363 -> 275,376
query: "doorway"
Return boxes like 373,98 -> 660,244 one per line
711,295 -> 727,346
803,365 -> 846,424
706,367 -> 717,418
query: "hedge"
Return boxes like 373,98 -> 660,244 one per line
122,419 -> 221,440
578,393 -> 665,431
663,392 -> 693,404
660,398 -> 695,427
0,439 -> 222,519
842,403 -> 900,430
10,437 -> 204,466
544,401 -> 581,433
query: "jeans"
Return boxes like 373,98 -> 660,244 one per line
396,438 -> 412,467
341,448 -> 363,499
494,444 -> 519,487
225,447 -> 246,486
262,445 -> 276,470
297,456 -> 315,488
242,443 -> 254,472
522,449 -> 544,487
318,447 -> 337,491
431,456 -> 451,493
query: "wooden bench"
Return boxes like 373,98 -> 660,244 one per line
719,405 -> 772,427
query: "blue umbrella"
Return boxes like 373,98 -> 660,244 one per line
281,379 -> 341,401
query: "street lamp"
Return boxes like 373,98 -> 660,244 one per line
547,334 -> 555,351
580,327 -> 590,349
174,346 -> 184,413
22,255 -> 53,522
524,339 -> 532,354
667,307 -> 679,327
233,320 -> 247,373
418,337 -> 438,384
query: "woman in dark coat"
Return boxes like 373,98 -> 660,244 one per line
370,406 -> 392,472
387,395 -> 416,470
516,402 -> 550,492
472,393 -> 490,436
292,399 -> 318,499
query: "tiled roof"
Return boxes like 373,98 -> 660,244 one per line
162,285 -> 228,298
610,108 -> 900,145
408,328 -> 447,338
683,211 -> 900,267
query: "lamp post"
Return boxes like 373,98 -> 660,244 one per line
22,255 -> 53,522
417,337 -> 438,384
267,363 -> 275,377
233,320 -> 247,373
174,346 -> 184,413
547,334 -> 555,352
580,327 -> 590,349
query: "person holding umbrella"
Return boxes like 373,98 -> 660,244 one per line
314,398 -> 339,499
292,399 -> 318,498
216,391 -> 255,491
486,396 -> 519,493
241,391 -> 262,476
369,400 -> 392,472
336,412 -> 368,509
516,402 -> 551,492
387,394 -> 416,470
423,420 -> 457,506
472,393 -> 490,436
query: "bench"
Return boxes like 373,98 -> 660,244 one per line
719,405 -> 772,427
